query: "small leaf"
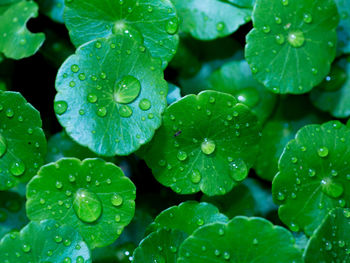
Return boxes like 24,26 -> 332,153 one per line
304,208 -> 350,262
0,1 -> 45,59
0,219 -> 91,263
208,60 -> 277,123
0,91 -> 47,191
171,0 -> 251,40
177,216 -> 303,263
133,201 -> 227,263
142,90 -> 260,196
245,0 -> 339,94
272,121 -> 350,235
335,0 -> 350,54
26,158 -> 136,248
54,34 -> 168,156
310,58 -> 350,118
0,190 -> 28,239
63,0 -> 179,66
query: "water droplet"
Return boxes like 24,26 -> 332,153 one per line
114,75 -> 141,104
308,168 -> 316,177
54,101 -> 68,115
73,188 -> 102,223
6,108 -> 14,118
22,244 -> 31,253
288,30 -> 305,48
10,160 -> 25,177
139,98 -> 151,111
95,41 -> 102,49
165,18 -> 179,35
190,170 -> 201,184
78,73 -> 86,81
201,138 -> 215,155
71,64 -> 79,73
317,147 -> 329,158
262,25 -> 270,33
281,0 -> 288,6
275,34 -> 285,45
216,22 -> 225,32
236,88 -> 260,108
303,13 -> 312,23
223,251 -> 230,260
119,105 -> 133,118
230,159 -> 247,182
196,218 -> 204,226
55,181 -> 63,189
275,16 -> 282,24
97,107 -> 107,117
177,150 -> 187,161
111,194 -> 123,207
321,178 -> 344,198
0,134 -> 7,157
277,192 -> 285,201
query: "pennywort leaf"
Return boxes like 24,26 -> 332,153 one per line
26,158 -> 136,248
245,0 -> 339,94
142,90 -> 261,196
54,34 -> 168,156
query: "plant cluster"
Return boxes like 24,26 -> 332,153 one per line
0,0 -> 349,262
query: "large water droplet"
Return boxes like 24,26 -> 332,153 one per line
201,138 -> 216,155
321,178 -> 344,198
0,134 -> 7,157
317,147 -> 329,158
191,169 -> 201,184
236,88 -> 260,108
111,194 -> 123,207
73,188 -> 102,223
177,150 -> 188,161
54,101 -> 68,115
165,18 -> 179,35
139,98 -> 151,111
114,75 -> 141,104
288,30 -> 305,48
97,107 -> 107,117
119,105 -> 133,118
230,159 -> 248,181
303,13 -> 313,23
10,160 -> 25,177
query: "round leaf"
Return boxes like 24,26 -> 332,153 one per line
304,208 -> 350,262
54,34 -> 168,156
172,0 -> 251,40
208,60 -> 277,123
310,58 -> 350,118
142,90 -> 261,196
0,1 -> 45,59
177,216 -> 303,263
0,91 -> 47,191
0,219 -> 91,263
336,0 -> 350,54
0,190 -> 28,239
26,158 -> 136,248
272,121 -> 350,235
63,0 -> 179,66
245,0 -> 339,94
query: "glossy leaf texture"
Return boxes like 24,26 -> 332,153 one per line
335,0 -> 350,54
0,91 -> 47,190
0,219 -> 91,263
26,158 -> 136,249
310,58 -> 350,118
0,190 -> 28,239
63,0 -> 179,67
255,96 -> 326,181
171,0 -> 250,40
142,90 -> 261,196
208,60 -> 277,123
133,201 -> 228,262
0,1 -> 45,59
272,121 -> 350,236
54,34 -> 168,156
177,216 -> 303,263
245,0 -> 339,94
304,208 -> 350,262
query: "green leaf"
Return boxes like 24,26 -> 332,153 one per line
37,0 -> 64,23
272,121 -> 350,235
208,60 -> 277,123
177,216 -> 303,263
0,219 -> 91,262
26,158 -> 136,249
133,201 -> 227,263
245,0 -> 339,94
220,0 -> 254,9
304,208 -> 350,262
255,96 -> 326,181
0,1 -> 45,59
167,83 -> 181,105
142,90 -> 261,196
54,34 -> 168,156
310,58 -> 350,118
335,0 -> 350,54
63,0 -> 179,67
171,0 -> 250,40
0,91 -> 47,190
0,190 -> 28,239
